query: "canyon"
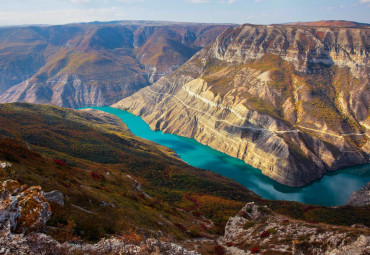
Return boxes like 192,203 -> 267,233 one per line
114,23 -> 370,186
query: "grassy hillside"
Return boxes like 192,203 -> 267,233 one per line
0,103 -> 368,244
0,103 -> 257,242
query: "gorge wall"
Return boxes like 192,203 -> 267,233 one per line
114,24 -> 370,186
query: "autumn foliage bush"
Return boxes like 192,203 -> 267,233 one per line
90,171 -> 101,180
53,159 -> 66,166
250,246 -> 260,253
260,231 -> 270,238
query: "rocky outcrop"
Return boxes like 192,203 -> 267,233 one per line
0,180 -> 199,255
347,182 -> 370,207
0,225 -> 200,255
0,161 -> 12,169
220,202 -> 370,254
0,180 -> 51,233
114,23 -> 369,186
44,191 -> 64,206
0,22 -> 231,107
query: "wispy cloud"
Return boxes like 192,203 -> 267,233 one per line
187,0 -> 253,4
186,0 -> 210,3
359,0 -> 370,7
68,0 -> 91,3
0,7 -> 132,26
116,0 -> 144,3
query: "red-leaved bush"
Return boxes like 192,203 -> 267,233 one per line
60,181 -> 70,188
260,231 -> 270,238
91,171 -> 101,180
192,211 -> 202,217
200,223 -> 207,230
250,246 -> 260,253
53,159 -> 66,166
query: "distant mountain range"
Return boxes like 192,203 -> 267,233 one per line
0,21 -> 232,107
283,20 -> 370,28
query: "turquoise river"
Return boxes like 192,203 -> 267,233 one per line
81,107 -> 370,206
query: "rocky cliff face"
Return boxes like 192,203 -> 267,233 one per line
0,22 -> 231,107
220,202 -> 370,254
114,24 -> 369,186
347,182 -> 370,207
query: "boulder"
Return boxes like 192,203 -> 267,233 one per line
347,182 -> 370,207
44,190 -> 64,206
0,180 -> 51,233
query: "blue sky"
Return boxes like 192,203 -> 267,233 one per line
0,0 -> 369,26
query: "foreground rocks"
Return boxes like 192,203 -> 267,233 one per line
0,225 -> 200,255
0,180 -> 51,233
44,190 -> 64,206
220,203 -> 370,254
1,179 -> 369,254
347,182 -> 370,207
0,180 -> 200,254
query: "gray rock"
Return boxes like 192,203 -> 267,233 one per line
347,182 -> 370,207
44,190 -> 64,206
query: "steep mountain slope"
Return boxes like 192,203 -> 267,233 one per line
114,23 -> 370,186
0,22 -> 231,107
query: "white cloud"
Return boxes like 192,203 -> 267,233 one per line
187,0 -> 210,3
68,0 -> 91,3
187,0 -> 249,4
359,0 -> 370,7
116,0 -> 144,3
0,7 -> 132,26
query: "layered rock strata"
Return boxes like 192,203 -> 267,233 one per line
114,24 -> 369,186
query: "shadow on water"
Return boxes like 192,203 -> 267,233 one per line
79,107 -> 370,206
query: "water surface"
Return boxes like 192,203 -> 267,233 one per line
80,106 -> 370,206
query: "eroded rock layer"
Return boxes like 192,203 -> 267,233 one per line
114,24 -> 370,186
